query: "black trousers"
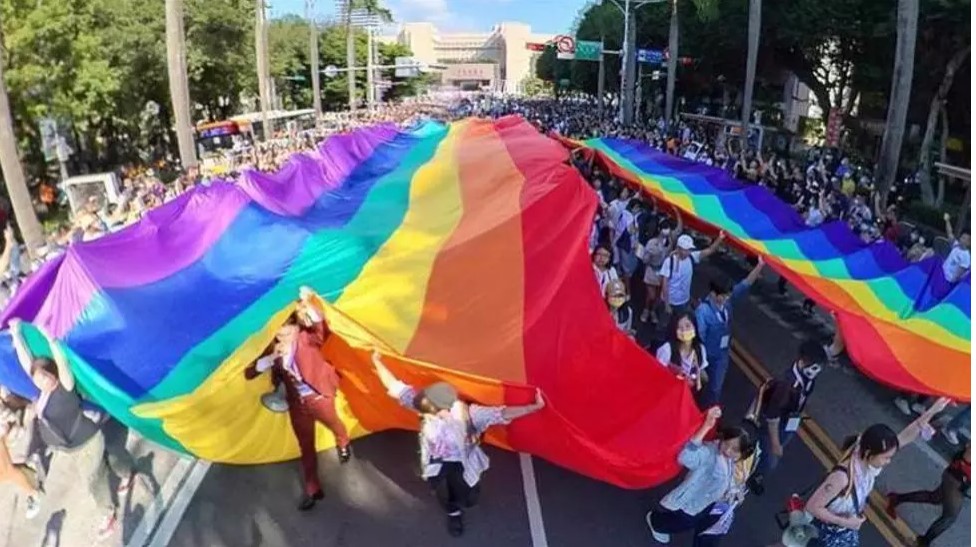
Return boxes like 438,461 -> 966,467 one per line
650,506 -> 723,547
428,462 -> 480,515
892,470 -> 965,545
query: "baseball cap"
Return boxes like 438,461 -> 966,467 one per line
676,234 -> 696,251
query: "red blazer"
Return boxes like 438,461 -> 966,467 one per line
243,302 -> 340,399
292,311 -> 340,398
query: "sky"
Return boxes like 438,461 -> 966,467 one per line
269,0 -> 593,35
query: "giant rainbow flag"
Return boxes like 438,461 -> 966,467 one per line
580,137 -> 971,401
0,117 -> 702,489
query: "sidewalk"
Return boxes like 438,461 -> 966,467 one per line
0,421 -> 188,547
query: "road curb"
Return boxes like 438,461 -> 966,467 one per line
125,457 -> 210,547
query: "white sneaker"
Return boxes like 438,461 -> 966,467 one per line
893,398 -> 912,416
645,510 -> 670,544
943,428 -> 960,445
25,495 -> 40,520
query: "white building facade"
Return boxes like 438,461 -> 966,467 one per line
381,22 -> 554,94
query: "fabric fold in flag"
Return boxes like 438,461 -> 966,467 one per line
574,137 -> 970,401
0,117 -> 703,490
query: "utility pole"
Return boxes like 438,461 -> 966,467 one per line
606,0 -> 662,126
665,0 -> 678,131
307,0 -> 322,124
366,27 -> 375,109
165,0 -> 197,169
597,33 -> 606,114
255,0 -> 274,139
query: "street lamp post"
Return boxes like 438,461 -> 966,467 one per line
605,0 -> 663,126
306,0 -> 322,125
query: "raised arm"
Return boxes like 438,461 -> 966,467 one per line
371,350 -> 404,393
699,231 -> 727,259
38,326 -> 76,392
297,286 -> 327,345
898,396 -> 950,448
943,213 -> 954,240
743,256 -> 765,286
500,389 -> 545,421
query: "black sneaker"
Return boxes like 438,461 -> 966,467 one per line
447,513 -> 464,537
297,490 -> 324,511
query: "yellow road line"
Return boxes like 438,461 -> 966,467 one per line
730,341 -> 916,547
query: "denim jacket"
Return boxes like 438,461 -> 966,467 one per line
695,281 -> 750,366
660,440 -> 734,516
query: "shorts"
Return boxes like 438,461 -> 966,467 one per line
643,265 -> 663,286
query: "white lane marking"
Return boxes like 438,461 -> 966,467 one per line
125,456 -> 194,547
519,453 -> 549,547
147,460 -> 212,547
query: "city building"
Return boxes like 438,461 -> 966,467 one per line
379,22 -> 554,94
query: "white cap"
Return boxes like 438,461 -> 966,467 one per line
676,234 -> 696,251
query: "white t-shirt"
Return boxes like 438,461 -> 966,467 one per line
659,251 -> 701,306
594,265 -> 619,296
943,244 -> 971,282
656,343 -> 709,376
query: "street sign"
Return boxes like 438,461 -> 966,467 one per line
555,35 -> 575,60
394,57 -> 418,78
636,49 -> 664,64
39,118 -> 58,161
574,40 -> 602,62
525,42 -> 546,52
323,65 -> 339,78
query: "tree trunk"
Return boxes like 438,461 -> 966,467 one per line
0,18 -> 44,251
307,0 -> 322,124
916,46 -> 969,206
255,0 -> 273,140
935,104 -> 949,208
345,4 -> 356,111
741,0 -> 761,133
874,0 -> 919,208
664,0 -> 678,131
165,0 -> 197,170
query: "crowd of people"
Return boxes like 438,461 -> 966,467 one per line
0,95 -> 970,546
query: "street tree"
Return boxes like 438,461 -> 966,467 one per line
0,14 -> 43,250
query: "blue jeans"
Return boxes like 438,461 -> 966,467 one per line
757,421 -> 795,476
701,354 -> 729,408
946,405 -> 970,433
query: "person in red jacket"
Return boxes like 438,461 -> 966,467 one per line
245,287 -> 350,511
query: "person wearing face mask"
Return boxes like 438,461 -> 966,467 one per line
751,341 -> 827,488
606,279 -> 635,337
695,258 -> 765,408
805,398 -> 949,547
657,313 -> 709,400
243,286 -> 349,511
646,406 -> 756,545
369,351 -> 545,537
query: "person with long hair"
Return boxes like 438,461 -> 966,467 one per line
592,244 -> 619,297
657,312 -> 709,397
646,406 -> 756,546
804,397 -> 949,546
10,319 -> 143,541
370,350 -> 545,537
0,386 -> 42,518
886,441 -> 969,546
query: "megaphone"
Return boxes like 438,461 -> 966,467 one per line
260,383 -> 290,413
781,509 -> 818,547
